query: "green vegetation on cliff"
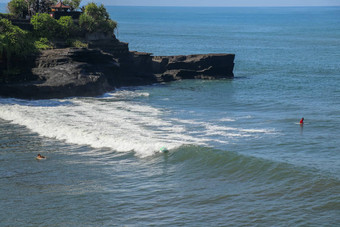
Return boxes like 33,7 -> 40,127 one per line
30,13 -> 79,39
7,0 -> 30,18
63,0 -> 81,11
30,13 -> 60,38
79,2 -> 117,33
0,18 -> 35,78
0,1 -> 118,81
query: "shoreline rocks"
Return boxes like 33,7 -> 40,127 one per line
152,54 -> 235,82
0,37 -> 235,99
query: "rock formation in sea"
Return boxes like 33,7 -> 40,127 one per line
0,36 -> 235,99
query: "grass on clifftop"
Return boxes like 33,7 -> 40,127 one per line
34,37 -> 54,50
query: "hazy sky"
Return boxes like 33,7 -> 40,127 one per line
85,0 -> 340,7
1,0 -> 340,6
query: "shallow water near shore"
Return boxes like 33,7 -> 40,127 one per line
1,6 -> 340,226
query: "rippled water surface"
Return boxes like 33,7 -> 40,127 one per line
1,6 -> 340,226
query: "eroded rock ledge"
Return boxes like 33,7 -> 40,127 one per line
0,37 -> 235,99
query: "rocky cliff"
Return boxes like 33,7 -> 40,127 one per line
0,37 -> 235,99
152,54 -> 235,81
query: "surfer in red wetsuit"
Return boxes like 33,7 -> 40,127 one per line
300,117 -> 304,124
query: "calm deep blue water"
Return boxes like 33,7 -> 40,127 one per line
1,6 -> 340,226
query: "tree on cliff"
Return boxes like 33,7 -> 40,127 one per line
63,0 -> 81,11
7,0 -> 57,18
0,19 -> 35,76
30,13 -> 78,39
57,16 -> 78,38
79,2 -> 117,34
30,13 -> 59,38
7,0 -> 28,18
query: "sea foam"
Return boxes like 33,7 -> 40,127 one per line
0,91 -> 275,156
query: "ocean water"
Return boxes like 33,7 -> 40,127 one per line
1,6 -> 340,226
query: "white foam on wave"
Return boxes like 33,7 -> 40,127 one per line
220,117 -> 236,122
104,90 -> 150,99
0,95 -> 205,157
0,90 -> 277,157
170,118 -> 276,139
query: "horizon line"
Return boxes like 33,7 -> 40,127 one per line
1,2 -> 340,7
104,5 -> 340,7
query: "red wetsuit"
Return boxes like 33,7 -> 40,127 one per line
300,118 -> 304,124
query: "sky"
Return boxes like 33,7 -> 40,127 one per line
0,0 -> 340,7
85,0 -> 340,7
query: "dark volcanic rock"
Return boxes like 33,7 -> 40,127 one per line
152,54 -> 235,82
0,48 -> 117,99
0,37 -> 235,99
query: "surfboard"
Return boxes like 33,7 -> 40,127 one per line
36,156 -> 46,160
159,147 -> 169,153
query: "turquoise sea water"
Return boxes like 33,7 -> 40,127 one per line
1,6 -> 340,226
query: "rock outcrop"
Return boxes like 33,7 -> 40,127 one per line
0,36 -> 235,99
0,48 -> 117,99
152,54 -> 235,82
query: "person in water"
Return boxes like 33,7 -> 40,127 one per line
300,117 -> 304,124
36,154 -> 46,160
